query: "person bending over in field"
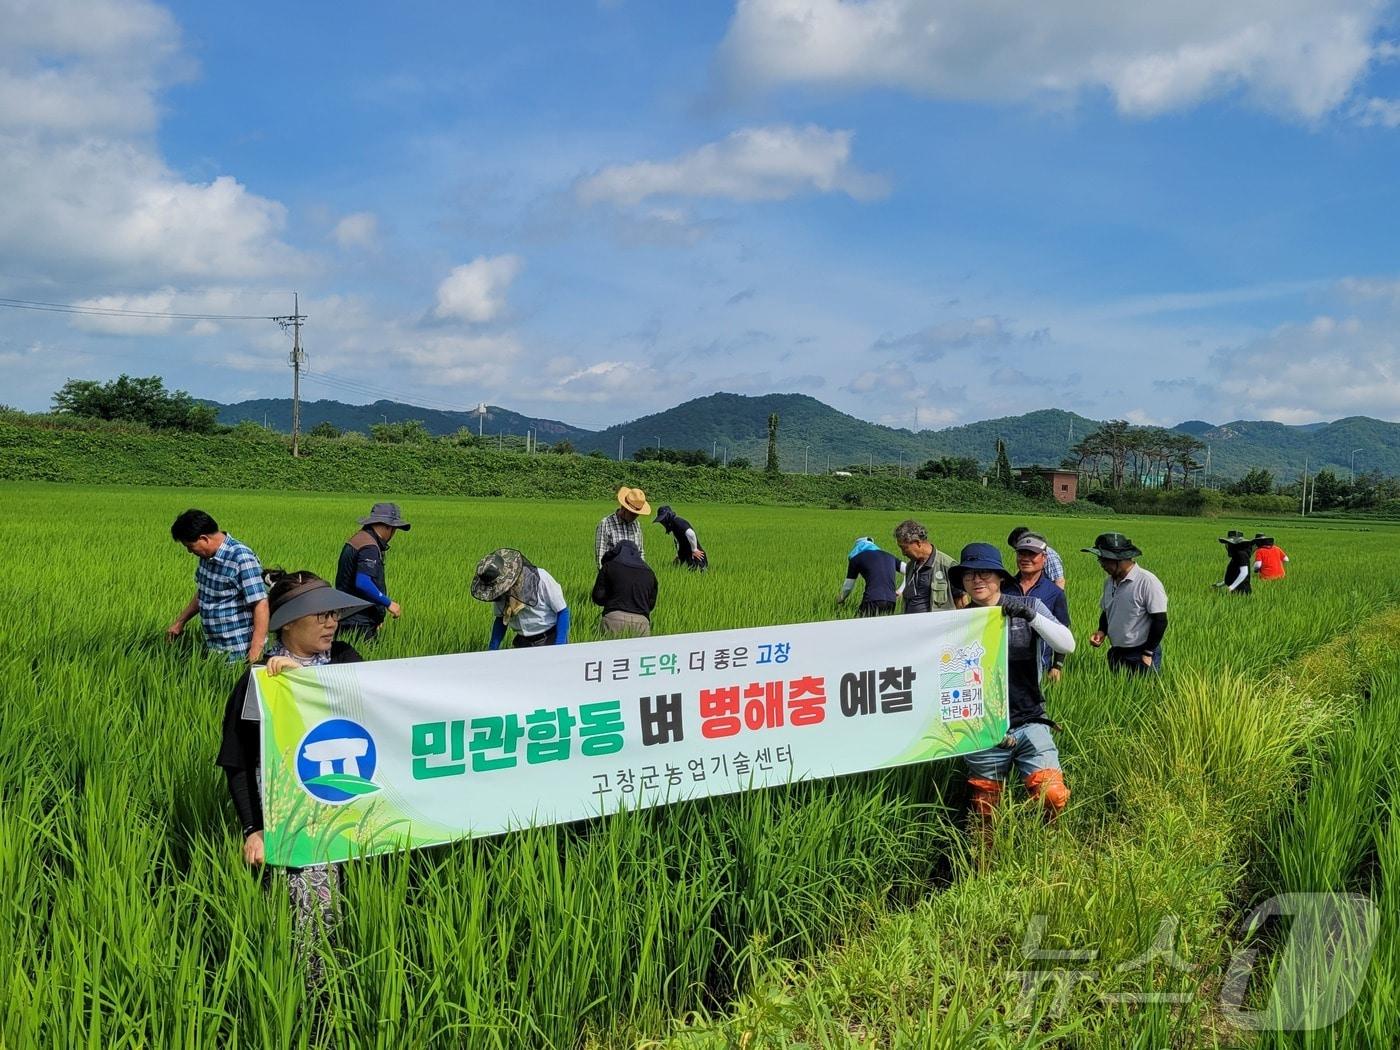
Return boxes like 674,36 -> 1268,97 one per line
837,536 -> 901,616
473,548 -> 571,648
653,504 -> 709,571
168,508 -> 269,663
1213,530 -> 1253,596
216,569 -> 371,981
953,544 -> 1076,825
1252,534 -> 1289,580
1083,532 -> 1168,673
592,540 -> 658,637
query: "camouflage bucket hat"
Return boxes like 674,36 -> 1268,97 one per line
471,548 -> 524,602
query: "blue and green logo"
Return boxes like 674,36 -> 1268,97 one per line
296,718 -> 380,804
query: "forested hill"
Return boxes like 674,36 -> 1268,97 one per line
208,393 -> 1400,479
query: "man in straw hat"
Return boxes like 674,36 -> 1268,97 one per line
950,543 -> 1076,824
335,501 -> 411,641
473,548 -> 571,649
1213,529 -> 1254,596
1084,532 -> 1168,673
596,486 -> 649,567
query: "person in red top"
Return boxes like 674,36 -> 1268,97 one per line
1252,535 -> 1289,580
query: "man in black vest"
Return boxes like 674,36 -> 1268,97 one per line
335,502 -> 410,641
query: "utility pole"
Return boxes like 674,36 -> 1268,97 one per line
476,402 -> 487,437
1350,447 -> 1364,484
1300,457 -> 1308,517
655,435 -> 661,450
618,435 -> 625,461
274,293 -> 307,456
713,438 -> 718,461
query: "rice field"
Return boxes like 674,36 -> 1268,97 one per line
2,480 -> 1398,1048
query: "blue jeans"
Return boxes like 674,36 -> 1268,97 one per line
964,722 -> 1062,782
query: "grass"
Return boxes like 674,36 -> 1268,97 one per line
1,481 -> 1398,1048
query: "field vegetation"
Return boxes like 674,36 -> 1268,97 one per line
1,481 -> 1396,1047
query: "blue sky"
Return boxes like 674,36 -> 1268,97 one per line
4,0 -> 1400,429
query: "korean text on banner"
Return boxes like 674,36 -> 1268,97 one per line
254,606 -> 1009,866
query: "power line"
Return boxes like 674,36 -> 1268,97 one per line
0,296 -> 277,320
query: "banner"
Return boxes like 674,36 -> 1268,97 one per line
255,607 -> 1009,867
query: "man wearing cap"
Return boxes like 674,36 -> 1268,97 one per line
596,487 -> 648,567
1007,532 -> 1070,680
472,548 -> 571,648
654,505 -> 708,571
1084,532 -> 1168,673
335,502 -> 410,641
1008,526 -> 1066,589
951,543 -> 1076,824
893,519 -> 957,613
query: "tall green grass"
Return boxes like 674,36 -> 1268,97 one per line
2,481 -> 1396,1047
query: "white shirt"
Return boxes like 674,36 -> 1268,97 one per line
495,567 -> 568,636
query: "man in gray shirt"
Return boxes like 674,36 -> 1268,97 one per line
1083,532 -> 1168,673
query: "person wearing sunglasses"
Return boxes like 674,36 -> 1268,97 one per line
215,568 -> 370,982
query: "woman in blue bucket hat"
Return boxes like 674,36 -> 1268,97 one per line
949,543 -> 1075,826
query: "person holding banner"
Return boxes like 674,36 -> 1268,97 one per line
951,543 -> 1076,824
215,569 -> 371,980
473,548 -> 571,648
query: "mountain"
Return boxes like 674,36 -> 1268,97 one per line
206,394 -> 1400,479
209,397 -> 591,444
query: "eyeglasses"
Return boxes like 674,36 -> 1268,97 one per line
313,609 -> 343,624
963,569 -> 1001,582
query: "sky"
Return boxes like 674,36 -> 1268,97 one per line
4,0 -> 1400,431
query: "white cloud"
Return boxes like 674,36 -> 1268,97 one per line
576,124 -> 888,206
1209,314 -> 1400,420
0,0 -> 301,289
332,211 -> 379,250
872,315 -> 1046,359
534,357 -> 693,405
1352,97 -> 1400,127
434,255 -> 523,324
719,0 -> 1389,121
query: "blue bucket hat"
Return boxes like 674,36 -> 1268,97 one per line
948,542 -> 1017,591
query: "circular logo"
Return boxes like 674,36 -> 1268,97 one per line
296,718 -> 379,805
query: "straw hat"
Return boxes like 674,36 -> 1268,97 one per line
617,486 -> 651,516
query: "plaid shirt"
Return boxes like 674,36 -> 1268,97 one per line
1045,544 -> 1066,584
595,510 -> 644,566
195,535 -> 268,654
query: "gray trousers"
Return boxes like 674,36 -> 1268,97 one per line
601,611 -> 651,637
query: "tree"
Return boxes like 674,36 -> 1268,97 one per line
1227,468 -> 1275,496
729,456 -> 753,470
369,419 -> 431,444
765,413 -> 780,474
1309,468 -> 1349,510
993,439 -> 1014,489
550,439 -> 576,455
51,374 -> 218,432
916,455 -> 980,482
309,420 -> 342,439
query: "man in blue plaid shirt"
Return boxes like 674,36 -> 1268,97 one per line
168,509 -> 269,662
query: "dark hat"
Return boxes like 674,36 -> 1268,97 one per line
653,504 -> 675,525
471,548 -> 524,602
269,578 -> 371,631
1252,533 -> 1275,546
1219,529 -> 1251,545
948,542 -> 1017,591
1081,532 -> 1142,560
359,501 -> 411,530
